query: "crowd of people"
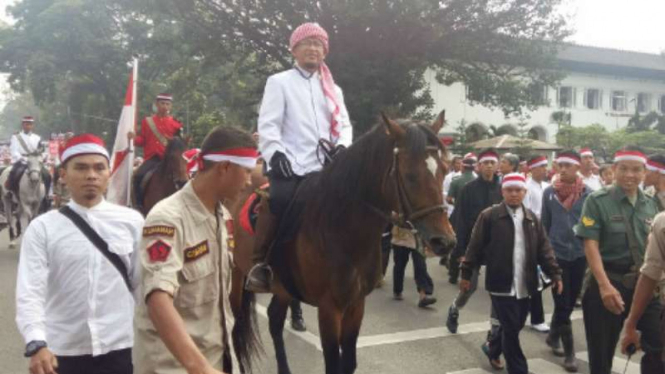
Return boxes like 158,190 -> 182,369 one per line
379,145 -> 665,374
9,19 -> 665,374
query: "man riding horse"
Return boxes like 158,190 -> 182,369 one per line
128,93 -> 183,211
5,116 -> 50,205
245,22 -> 354,293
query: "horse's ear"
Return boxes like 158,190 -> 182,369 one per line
431,110 -> 445,135
381,112 -> 405,139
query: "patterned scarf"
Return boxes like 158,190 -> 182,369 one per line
554,177 -> 585,210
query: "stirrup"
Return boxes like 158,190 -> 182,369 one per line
245,263 -> 273,293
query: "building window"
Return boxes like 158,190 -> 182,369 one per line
611,91 -> 627,112
584,89 -> 601,109
558,86 -> 574,108
528,84 -> 549,106
660,95 -> 665,113
637,93 -> 652,113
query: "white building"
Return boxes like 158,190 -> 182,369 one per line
426,44 -> 665,143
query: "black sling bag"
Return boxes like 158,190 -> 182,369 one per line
59,206 -> 132,291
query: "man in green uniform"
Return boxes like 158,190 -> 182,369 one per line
644,154 -> 665,212
575,146 -> 663,374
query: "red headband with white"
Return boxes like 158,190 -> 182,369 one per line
156,93 -> 173,102
647,159 -> 665,174
198,148 -> 259,170
60,134 -> 109,164
528,156 -> 548,170
464,152 -> 478,161
614,150 -> 647,165
556,153 -> 581,166
502,173 -> 527,189
580,148 -> 593,157
478,151 -> 499,164
22,116 -> 34,123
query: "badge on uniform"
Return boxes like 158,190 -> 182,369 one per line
225,219 -> 235,251
143,225 -> 176,238
184,240 -> 209,262
148,240 -> 172,262
582,216 -> 595,227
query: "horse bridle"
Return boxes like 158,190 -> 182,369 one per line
388,146 -> 446,228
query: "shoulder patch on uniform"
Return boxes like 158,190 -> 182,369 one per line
184,240 -> 209,262
148,240 -> 172,262
582,216 -> 595,227
143,225 -> 175,238
225,219 -> 235,250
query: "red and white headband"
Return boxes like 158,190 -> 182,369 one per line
156,94 -> 173,102
580,148 -> 593,157
528,156 -> 548,169
478,152 -> 499,164
463,152 -> 478,161
502,173 -> 527,189
22,116 -> 34,123
60,134 -> 109,164
646,159 -> 665,174
198,147 -> 259,170
614,150 -> 646,165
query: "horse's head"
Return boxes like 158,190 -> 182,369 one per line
164,136 -> 190,189
382,110 -> 456,257
26,152 -> 43,184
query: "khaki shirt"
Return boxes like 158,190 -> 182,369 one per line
134,182 -> 238,374
642,212 -> 665,281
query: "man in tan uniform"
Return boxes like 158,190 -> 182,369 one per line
134,126 -> 257,374
622,210 -> 665,361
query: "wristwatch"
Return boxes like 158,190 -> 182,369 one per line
24,340 -> 47,357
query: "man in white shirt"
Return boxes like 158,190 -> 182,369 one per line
524,155 -> 550,219
246,22 -> 353,292
6,116 -> 50,200
579,148 -> 602,191
442,155 -> 462,217
16,134 -> 144,374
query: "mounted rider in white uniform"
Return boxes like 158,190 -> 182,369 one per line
6,116 -> 50,207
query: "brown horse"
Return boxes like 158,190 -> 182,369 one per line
229,112 -> 456,374
139,136 -> 189,216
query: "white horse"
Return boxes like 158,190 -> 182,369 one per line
0,153 -> 46,248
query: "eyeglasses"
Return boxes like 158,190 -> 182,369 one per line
298,39 -> 325,49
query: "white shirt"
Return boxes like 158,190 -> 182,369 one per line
524,178 -> 550,219
443,171 -> 461,217
490,206 -> 529,299
10,131 -> 41,163
258,66 -> 353,176
580,172 -> 602,191
16,199 -> 144,356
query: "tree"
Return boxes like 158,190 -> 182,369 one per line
513,119 -> 533,159
556,123 -> 612,158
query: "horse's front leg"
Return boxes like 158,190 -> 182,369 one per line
268,293 -> 293,374
318,295 -> 343,374
340,298 -> 365,374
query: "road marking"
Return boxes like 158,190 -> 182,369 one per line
577,351 -> 640,374
527,358 -> 570,373
254,305 -> 583,350
446,369 -> 492,374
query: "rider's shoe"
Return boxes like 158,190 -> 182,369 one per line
245,263 -> 273,293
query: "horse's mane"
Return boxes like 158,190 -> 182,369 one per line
304,120 -> 444,227
159,136 -> 187,171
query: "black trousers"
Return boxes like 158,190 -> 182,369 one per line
551,257 -> 586,326
381,226 -> 393,276
447,241 -> 465,282
392,245 -> 434,295
529,290 -> 545,325
583,277 -> 664,374
490,296 -> 530,374
268,175 -> 302,218
57,348 -> 132,374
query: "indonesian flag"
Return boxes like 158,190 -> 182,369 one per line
107,59 -> 138,206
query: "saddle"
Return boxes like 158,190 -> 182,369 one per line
239,184 -> 268,236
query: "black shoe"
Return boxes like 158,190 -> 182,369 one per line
481,342 -> 505,370
446,305 -> 459,334
418,295 -> 437,308
245,263 -> 272,293
291,316 -> 306,332
393,293 -> 403,301
448,277 -> 458,285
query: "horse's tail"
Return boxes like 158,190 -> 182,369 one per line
232,278 -> 263,373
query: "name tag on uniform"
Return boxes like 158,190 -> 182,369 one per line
184,240 -> 209,262
143,225 -> 176,238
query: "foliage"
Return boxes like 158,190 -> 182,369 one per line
512,119 -> 533,159
626,111 -> 665,134
608,129 -> 665,156
0,0 -> 570,141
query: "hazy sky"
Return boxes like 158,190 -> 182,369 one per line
1,0 -> 664,106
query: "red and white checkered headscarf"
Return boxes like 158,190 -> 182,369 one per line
289,23 -> 341,141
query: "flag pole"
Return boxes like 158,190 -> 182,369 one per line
127,57 -> 138,206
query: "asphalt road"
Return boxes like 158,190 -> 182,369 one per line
1,232 -> 641,374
